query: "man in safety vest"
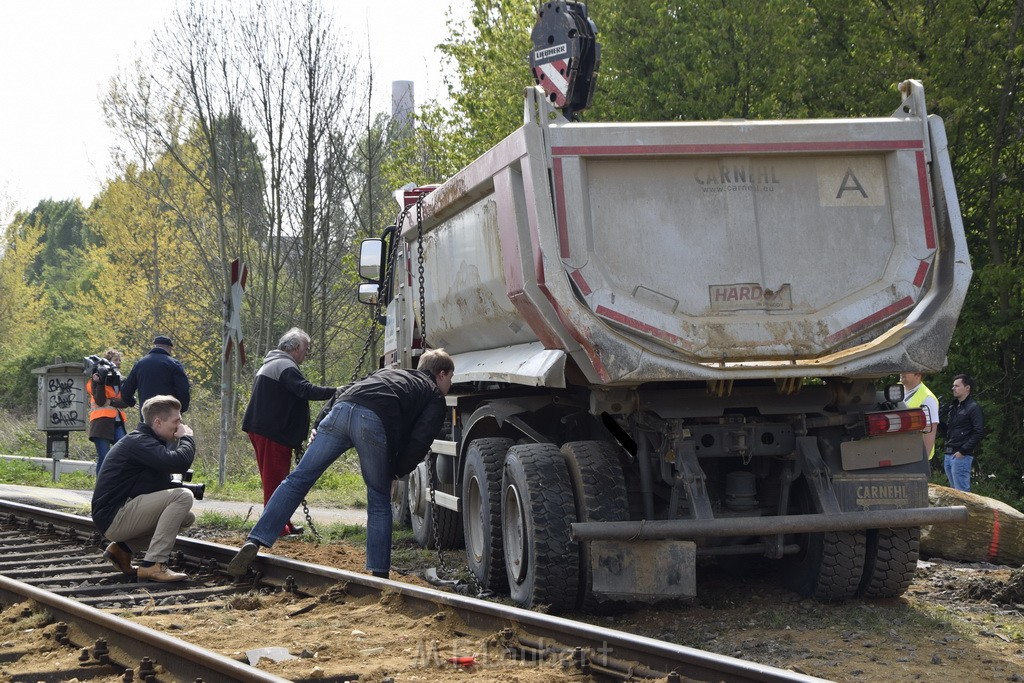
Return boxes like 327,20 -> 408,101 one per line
900,371 -> 939,461
86,349 -> 128,474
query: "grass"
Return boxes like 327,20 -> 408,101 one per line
0,403 -> 370,508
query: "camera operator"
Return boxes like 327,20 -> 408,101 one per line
91,395 -> 196,582
85,349 -> 128,473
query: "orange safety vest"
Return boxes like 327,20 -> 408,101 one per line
86,378 -> 127,424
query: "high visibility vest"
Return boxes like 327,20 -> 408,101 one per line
87,379 -> 127,424
905,382 -> 938,460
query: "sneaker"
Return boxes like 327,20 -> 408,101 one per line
137,563 -> 188,583
227,541 -> 260,577
102,542 -> 137,576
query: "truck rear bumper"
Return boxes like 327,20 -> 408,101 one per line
570,505 -> 968,541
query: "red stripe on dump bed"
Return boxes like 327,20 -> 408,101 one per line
596,305 -> 694,350
569,269 -> 592,295
551,140 -> 924,157
826,296 -> 915,345
916,151 -> 936,249
913,260 -> 930,287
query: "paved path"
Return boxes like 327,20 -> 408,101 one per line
0,484 -> 367,527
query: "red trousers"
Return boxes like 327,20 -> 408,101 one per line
248,432 -> 297,535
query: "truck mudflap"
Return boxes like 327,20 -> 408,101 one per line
571,505 -> 968,541
590,540 -> 697,602
831,472 -> 929,510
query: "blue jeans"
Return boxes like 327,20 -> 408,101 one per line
944,452 -> 973,492
247,401 -> 393,572
94,423 -> 127,474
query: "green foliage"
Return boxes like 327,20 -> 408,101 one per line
0,311 -> 99,411
15,199 -> 90,282
0,458 -> 55,486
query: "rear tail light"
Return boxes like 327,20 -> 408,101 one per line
864,409 -> 927,437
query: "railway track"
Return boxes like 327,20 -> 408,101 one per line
0,498 -> 828,682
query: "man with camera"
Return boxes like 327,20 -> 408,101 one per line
85,349 -> 129,473
121,335 -> 191,416
91,395 -> 197,582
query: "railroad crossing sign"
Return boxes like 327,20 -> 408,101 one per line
224,258 -> 247,364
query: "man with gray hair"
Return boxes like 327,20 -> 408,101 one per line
242,327 -> 337,536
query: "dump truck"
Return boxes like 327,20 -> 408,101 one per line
356,2 -> 970,611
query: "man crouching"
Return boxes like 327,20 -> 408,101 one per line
91,395 -> 196,582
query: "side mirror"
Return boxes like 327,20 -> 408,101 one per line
358,239 -> 383,281
358,283 -> 380,305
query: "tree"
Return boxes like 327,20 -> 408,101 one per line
0,219 -> 45,408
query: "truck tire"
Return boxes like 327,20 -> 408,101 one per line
858,527 -> 920,598
784,483 -> 866,602
560,441 -> 629,611
391,476 -> 410,528
410,461 -> 463,550
501,443 -> 579,611
785,530 -> 867,602
462,437 -> 513,593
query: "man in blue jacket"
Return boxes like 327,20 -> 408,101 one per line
242,328 -> 337,536
121,335 -> 191,415
91,395 -> 196,582
228,349 -> 454,580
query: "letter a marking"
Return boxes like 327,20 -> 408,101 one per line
836,168 -> 868,199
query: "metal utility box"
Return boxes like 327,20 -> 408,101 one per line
32,363 -> 87,432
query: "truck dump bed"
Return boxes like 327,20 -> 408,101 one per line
402,84 -> 969,386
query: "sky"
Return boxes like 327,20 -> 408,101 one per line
0,0 -> 469,224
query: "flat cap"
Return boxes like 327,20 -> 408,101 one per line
153,335 -> 173,347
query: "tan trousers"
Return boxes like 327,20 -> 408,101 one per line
104,487 -> 195,564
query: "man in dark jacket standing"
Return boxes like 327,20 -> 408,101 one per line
228,349 -> 454,579
91,395 -> 196,582
242,327 -> 336,536
121,336 -> 191,415
943,373 -> 984,492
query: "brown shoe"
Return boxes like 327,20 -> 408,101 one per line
137,563 -> 189,583
103,542 -> 137,576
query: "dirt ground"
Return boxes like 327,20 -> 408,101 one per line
2,529 -> 1021,682
184,531 -> 1024,683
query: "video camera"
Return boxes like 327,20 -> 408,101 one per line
83,354 -> 123,388
172,469 -> 205,501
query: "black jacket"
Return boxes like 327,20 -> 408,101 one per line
944,395 -> 984,455
91,423 -> 195,534
242,350 -> 336,448
121,348 -> 191,412
317,369 -> 445,478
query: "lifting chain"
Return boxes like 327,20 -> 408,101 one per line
416,196 -> 483,596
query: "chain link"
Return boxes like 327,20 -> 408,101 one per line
416,197 -> 426,350
415,196 -> 483,596
416,198 -> 447,572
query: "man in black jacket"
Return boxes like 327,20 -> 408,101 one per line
242,327 -> 337,536
228,349 -> 454,579
943,373 -> 984,492
91,395 -> 196,582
